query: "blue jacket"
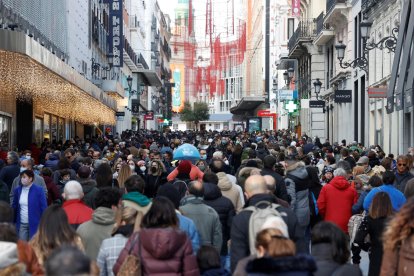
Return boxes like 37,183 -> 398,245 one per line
177,213 -> 200,253
12,184 -> 47,239
352,190 -> 370,214
363,184 -> 406,212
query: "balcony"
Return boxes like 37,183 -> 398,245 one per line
314,12 -> 335,46
324,0 -> 349,25
123,36 -> 149,71
362,0 -> 381,14
288,19 -> 317,58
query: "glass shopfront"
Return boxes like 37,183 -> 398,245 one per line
35,113 -> 68,143
0,114 -> 11,149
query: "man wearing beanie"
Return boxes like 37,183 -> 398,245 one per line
167,160 -> 204,182
157,184 -> 200,252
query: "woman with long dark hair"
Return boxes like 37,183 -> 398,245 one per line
29,205 -> 83,266
113,197 -> 199,275
352,192 -> 393,276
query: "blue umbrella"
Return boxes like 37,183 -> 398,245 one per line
173,143 -> 201,161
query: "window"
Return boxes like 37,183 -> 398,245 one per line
173,124 -> 178,130
287,18 -> 295,40
44,114 -> 50,140
0,114 -> 11,149
34,117 -> 43,146
214,123 -> 220,130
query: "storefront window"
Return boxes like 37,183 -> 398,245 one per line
0,115 -> 11,149
51,116 -> 58,142
58,118 -> 65,142
34,117 -> 43,146
44,114 -> 50,140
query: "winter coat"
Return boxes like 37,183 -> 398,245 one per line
352,216 -> 389,276
9,174 -> 47,205
44,154 -> 59,171
380,235 -> 414,276
256,147 -> 269,161
76,207 -> 116,260
177,212 -> 201,253
12,184 -> 47,239
79,178 -> 99,209
317,176 -> 357,233
245,255 -> 317,276
145,173 -> 167,198
352,189 -> 370,214
363,184 -> 406,212
261,168 -> 290,203
217,172 -> 242,213
0,179 -> 9,203
203,182 -> 236,255
63,199 -> 93,229
285,162 -> 310,228
394,172 -> 414,193
122,191 -> 152,215
180,195 -> 222,253
312,243 -> 362,276
113,228 -> 199,276
42,175 -> 60,205
230,193 -> 300,272
97,233 -> 128,276
0,163 -> 20,190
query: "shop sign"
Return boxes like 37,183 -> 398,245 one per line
334,90 -> 352,103
109,0 -> 123,67
278,90 -> 298,100
145,111 -> 154,120
292,0 -> 300,17
258,110 -> 276,117
309,100 -> 325,108
368,87 -> 387,98
115,112 -> 125,117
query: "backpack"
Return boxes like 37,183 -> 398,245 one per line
243,201 -> 286,255
348,211 -> 366,244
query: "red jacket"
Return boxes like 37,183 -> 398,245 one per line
317,176 -> 357,233
63,199 -> 93,227
167,164 -> 204,182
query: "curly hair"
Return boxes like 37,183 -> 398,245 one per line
383,197 -> 414,251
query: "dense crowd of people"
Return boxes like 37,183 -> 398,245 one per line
1,129 -> 414,275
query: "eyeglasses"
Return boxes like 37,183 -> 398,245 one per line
398,163 -> 407,167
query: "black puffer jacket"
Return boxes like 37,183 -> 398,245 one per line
246,255 -> 317,276
203,182 -> 235,256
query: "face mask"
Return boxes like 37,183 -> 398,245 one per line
140,166 -> 146,172
25,155 -> 31,159
20,167 -> 27,173
200,154 -> 207,160
222,140 -> 227,145
224,160 -> 229,165
151,167 -> 157,173
129,165 -> 136,171
113,172 -> 118,179
198,165 -> 206,171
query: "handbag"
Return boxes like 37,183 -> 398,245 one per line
117,233 -> 142,276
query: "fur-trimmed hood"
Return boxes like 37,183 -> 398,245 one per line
285,161 -> 306,173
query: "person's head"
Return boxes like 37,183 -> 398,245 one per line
157,184 -> 181,209
45,246 -> 92,276
311,222 -> 350,264
356,156 -> 369,168
95,163 -> 113,188
63,180 -> 84,200
77,165 -> 92,179
124,175 -> 145,194
196,245 -> 221,273
60,169 -> 71,182
263,175 -> 276,194
92,150 -> 101,160
20,158 -> 34,171
40,167 -> 53,178
404,178 -> 414,198
113,206 -> 142,235
263,155 -> 277,170
195,160 -> 208,172
20,169 -> 35,186
325,155 -> 336,165
202,171 -> 219,185
0,223 -> 18,243
368,175 -> 383,188
209,159 -> 224,173
0,201 -> 14,223
383,197 -> 414,251
336,160 -> 352,175
94,187 -> 121,209
382,170 -> 396,185
188,180 -> 204,198
141,197 -> 178,228
36,205 -> 78,260
57,157 -> 71,170
333,168 -> 348,179
244,175 -> 267,199
255,228 -> 295,258
396,155 -> 410,174
6,151 -> 19,165
212,151 -> 224,160
117,163 -> 133,189
199,149 -> 207,160
369,192 -> 393,219
149,160 -> 166,175
340,148 -> 349,157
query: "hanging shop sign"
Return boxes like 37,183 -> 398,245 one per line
115,112 -> 125,117
292,0 -> 300,17
309,100 -> 325,108
334,90 -> 352,103
109,0 -> 123,67
145,111 -> 154,120
368,87 -> 387,98
278,90 -> 298,100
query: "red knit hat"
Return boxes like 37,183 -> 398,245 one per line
177,160 -> 192,175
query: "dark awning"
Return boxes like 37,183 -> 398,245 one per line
134,69 -> 162,87
230,96 -> 266,115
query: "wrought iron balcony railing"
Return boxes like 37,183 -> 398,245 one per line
288,19 -> 317,52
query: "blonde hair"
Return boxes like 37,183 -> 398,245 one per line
112,206 -> 143,235
255,228 -> 296,257
352,165 -> 365,176
117,163 -> 133,189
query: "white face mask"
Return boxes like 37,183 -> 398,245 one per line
224,160 -> 229,165
129,165 -> 136,171
20,167 -> 27,173
140,166 -> 146,172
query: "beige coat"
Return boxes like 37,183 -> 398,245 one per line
217,172 -> 243,213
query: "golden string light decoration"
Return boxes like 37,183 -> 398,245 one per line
0,50 -> 116,125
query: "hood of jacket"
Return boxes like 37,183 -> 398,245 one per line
180,195 -> 203,206
246,255 -> 316,274
140,228 -> 188,259
79,178 -> 97,193
217,172 -> 232,191
285,162 -> 308,179
122,191 -> 151,207
330,176 -> 350,190
92,207 -> 115,225
0,242 -> 19,269
203,182 -> 222,201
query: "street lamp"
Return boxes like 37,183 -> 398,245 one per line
283,71 -> 289,85
288,67 -> 294,79
360,19 -> 373,39
313,78 -> 322,100
127,75 -> 133,90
